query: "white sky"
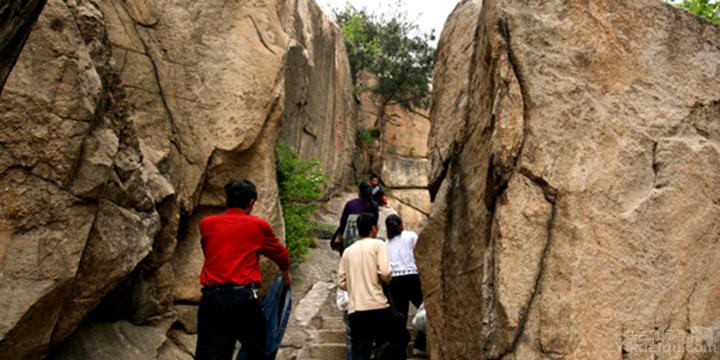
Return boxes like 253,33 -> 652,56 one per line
319,0 -> 460,45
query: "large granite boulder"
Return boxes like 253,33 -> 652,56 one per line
0,0 -> 356,357
380,155 -> 430,188
279,0 -> 357,195
382,104 -> 431,158
419,0 -> 720,359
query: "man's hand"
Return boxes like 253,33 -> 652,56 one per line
282,270 -> 292,286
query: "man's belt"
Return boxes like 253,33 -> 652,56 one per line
201,282 -> 258,292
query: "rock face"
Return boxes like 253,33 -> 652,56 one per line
280,0 -> 357,194
0,0 -> 47,90
354,70 -> 433,232
355,70 -> 432,174
419,0 -> 720,359
0,0 -> 356,357
380,155 -> 430,189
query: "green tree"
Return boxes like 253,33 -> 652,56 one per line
334,2 -> 435,110
276,144 -> 327,262
668,0 -> 720,24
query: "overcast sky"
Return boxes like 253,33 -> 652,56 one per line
319,0 -> 460,45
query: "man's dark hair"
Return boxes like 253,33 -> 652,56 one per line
369,174 -> 380,181
358,181 -> 374,202
225,180 -> 257,209
356,213 -> 378,238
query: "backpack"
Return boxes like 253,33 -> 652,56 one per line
342,213 -> 361,249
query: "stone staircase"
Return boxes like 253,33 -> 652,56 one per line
294,283 -> 425,360
276,236 -> 426,360
297,285 -> 347,360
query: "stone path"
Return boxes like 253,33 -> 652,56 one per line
276,191 -> 426,359
277,238 -> 425,360
275,238 -> 345,360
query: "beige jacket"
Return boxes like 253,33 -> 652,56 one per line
337,238 -> 392,314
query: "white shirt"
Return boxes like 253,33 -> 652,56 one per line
385,230 -> 419,277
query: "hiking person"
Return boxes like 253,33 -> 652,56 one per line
331,181 -> 379,254
331,182 -> 379,360
385,214 -> 426,355
369,174 -> 385,205
338,213 -> 410,360
196,179 -> 292,360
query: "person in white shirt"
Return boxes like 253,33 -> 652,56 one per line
385,214 -> 426,354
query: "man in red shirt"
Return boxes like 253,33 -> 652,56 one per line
196,179 -> 291,360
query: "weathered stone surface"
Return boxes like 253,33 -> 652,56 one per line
0,0 -> 101,185
110,0 -> 291,213
69,127 -> 120,198
53,320 -> 173,360
173,305 -> 198,334
356,71 -> 381,130
52,200 -> 160,343
380,155 -> 430,188
0,0 -> 357,357
426,0 -> 483,191
387,189 -> 432,214
166,328 -> 197,356
170,208 -> 218,304
0,0 -> 46,91
385,189 -> 431,234
354,70 -> 431,176
383,104 -> 430,158
419,1 -> 720,359
279,0 -> 357,195
385,200 -> 427,236
0,170 -> 96,359
157,339 -> 194,360
314,192 -> 355,227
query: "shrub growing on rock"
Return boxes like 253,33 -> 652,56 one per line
276,143 -> 327,262
668,0 -> 720,24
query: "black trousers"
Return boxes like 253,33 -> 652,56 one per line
348,307 -> 409,360
389,274 -> 426,351
195,286 -> 269,360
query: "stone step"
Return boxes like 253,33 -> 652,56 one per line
317,316 -> 345,330
308,343 -> 346,359
315,329 -> 346,343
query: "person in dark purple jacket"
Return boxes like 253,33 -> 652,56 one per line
332,182 -> 379,255
332,181 -> 379,360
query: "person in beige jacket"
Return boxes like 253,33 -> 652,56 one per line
337,213 -> 409,360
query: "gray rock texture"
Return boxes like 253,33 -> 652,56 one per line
280,0 -> 357,195
418,0 -> 720,359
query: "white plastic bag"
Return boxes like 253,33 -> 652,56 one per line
336,289 -> 349,312
412,303 -> 427,330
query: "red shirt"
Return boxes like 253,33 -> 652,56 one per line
199,208 -> 290,286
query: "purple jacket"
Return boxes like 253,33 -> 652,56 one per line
334,198 -> 379,252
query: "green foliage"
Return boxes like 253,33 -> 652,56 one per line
357,127 -> 381,145
276,144 -> 327,262
334,2 -> 436,109
407,146 -> 416,157
387,145 -> 397,154
668,0 -> 720,24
